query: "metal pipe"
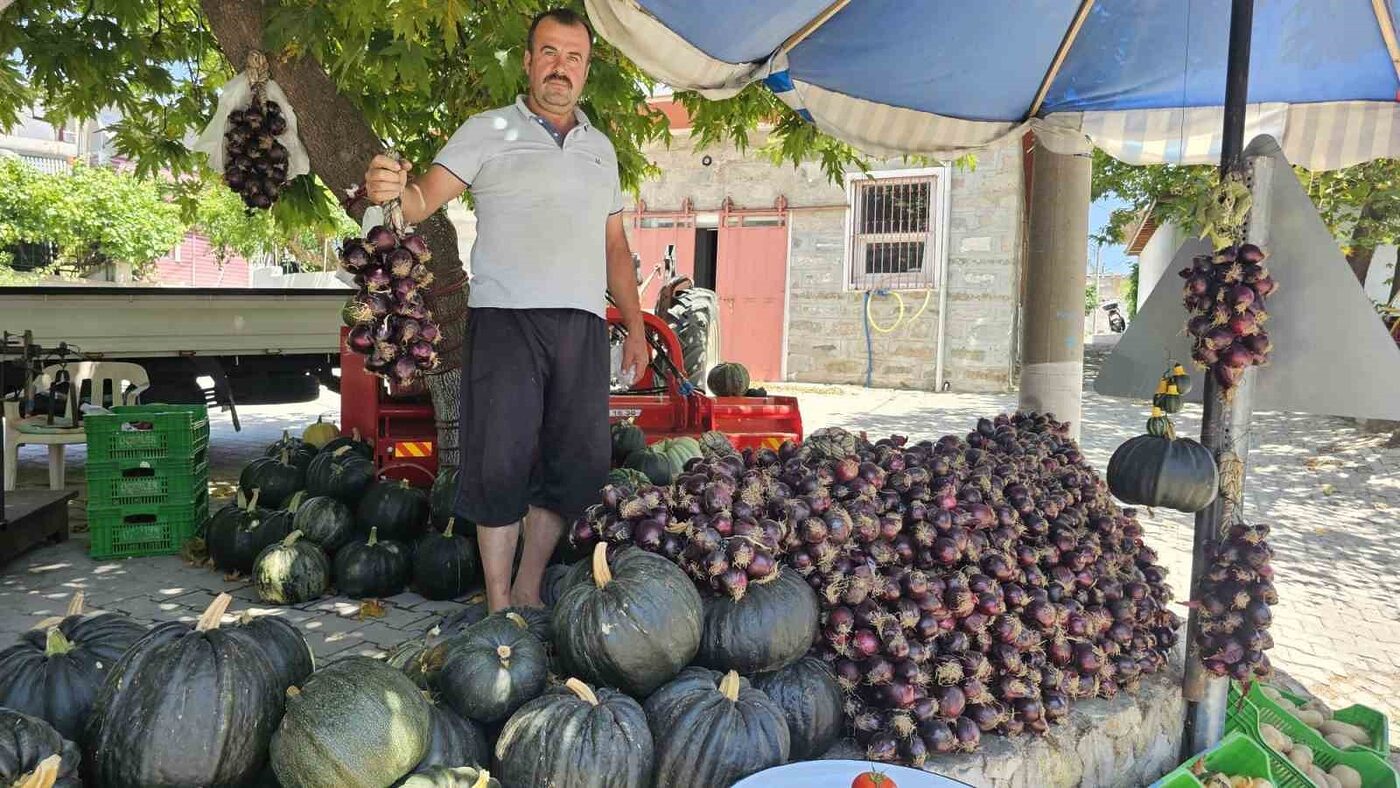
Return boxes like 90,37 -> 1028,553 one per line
1181,0 -> 1255,761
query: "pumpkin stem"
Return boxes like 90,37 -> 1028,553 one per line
333,445 -> 352,458
16,753 -> 61,788
1165,419 -> 1177,441
44,627 -> 74,656
444,517 -> 455,537
283,530 -> 303,547
286,490 -> 305,512
247,489 -> 262,511
367,527 -> 379,546
496,644 -> 512,667
196,593 -> 234,632
718,670 -> 742,702
65,591 -> 85,617
564,678 -> 599,705
504,612 -> 528,629
470,769 -> 492,788
280,447 -> 289,466
591,542 -> 612,588
286,685 -> 302,699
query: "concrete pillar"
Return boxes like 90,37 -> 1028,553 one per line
1136,221 -> 1184,312
1018,140 -> 1091,440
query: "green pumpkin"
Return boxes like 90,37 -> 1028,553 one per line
1107,415 -> 1219,513
652,436 -> 703,478
357,479 -> 430,543
606,467 -> 652,488
706,362 -> 751,397
426,612 -> 549,724
305,447 -> 375,503
610,420 -> 648,466
411,518 -> 478,601
266,429 -> 319,473
643,667 -> 789,788
254,531 -> 331,605
623,449 -> 672,485
333,527 -> 410,599
291,495 -> 356,554
696,567 -> 819,674
553,544 -> 702,697
751,657 -> 844,760
429,467 -> 462,531
1170,361 -> 1194,396
240,450 -> 305,509
698,430 -> 739,459
494,678 -> 653,788
319,428 -> 373,460
799,426 -> 860,463
207,491 -> 294,574
270,656 -> 432,788
0,708 -> 82,788
412,698 -> 490,775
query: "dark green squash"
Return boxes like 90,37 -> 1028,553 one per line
240,450 -> 305,509
651,436 -> 703,478
291,495 -> 356,553
698,430 -> 739,459
706,362 -> 751,397
610,420 -> 647,466
270,655 -> 431,788
799,426 -> 860,463
497,606 -> 552,647
622,448 -> 673,485
413,698 -> 490,774
1107,415 -> 1218,513
319,427 -> 373,461
412,518 -> 478,601
494,678 -> 653,788
750,657 -> 844,760
643,667 -> 789,788
697,566 -> 818,674
305,446 -> 376,503
427,612 -> 548,724
207,490 -> 294,574
254,531 -> 331,605
386,598 -> 489,690
605,467 -> 652,488
429,467 -> 461,531
227,612 -> 316,692
0,709 -> 81,788
333,527 -> 410,598
1170,361 -> 1194,396
266,429 -> 319,473
397,766 -> 500,788
84,594 -> 306,787
357,478 -> 430,543
540,561 -> 580,607
553,544 -> 702,697
0,592 -> 147,741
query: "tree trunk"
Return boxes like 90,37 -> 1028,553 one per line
1346,198 -> 1382,287
201,0 -> 467,469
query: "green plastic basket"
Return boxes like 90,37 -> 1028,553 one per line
1226,684 -> 1396,788
86,453 -> 209,507
1151,730 -> 1276,787
84,404 -> 209,464
1244,681 -> 1390,758
88,490 -> 208,560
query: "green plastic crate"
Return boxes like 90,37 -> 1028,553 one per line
86,452 -> 209,507
1226,684 -> 1396,788
1244,681 -> 1390,759
88,490 -> 208,560
84,404 -> 209,463
1151,730 -> 1276,787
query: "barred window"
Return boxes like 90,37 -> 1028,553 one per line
847,174 -> 941,290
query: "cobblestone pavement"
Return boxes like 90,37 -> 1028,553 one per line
4,364 -> 1398,753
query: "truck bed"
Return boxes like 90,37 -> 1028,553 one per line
0,286 -> 348,358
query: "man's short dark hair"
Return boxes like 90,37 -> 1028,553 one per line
527,8 -> 595,54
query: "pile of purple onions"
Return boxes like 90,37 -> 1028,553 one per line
570,454 -> 784,598
340,226 -> 440,385
1195,522 -> 1275,680
222,99 -> 290,210
1180,243 -> 1276,397
572,414 -> 1182,765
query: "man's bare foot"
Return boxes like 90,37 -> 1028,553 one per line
508,588 -> 545,609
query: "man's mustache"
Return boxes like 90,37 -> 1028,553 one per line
545,74 -> 572,87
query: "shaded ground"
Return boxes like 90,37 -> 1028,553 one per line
4,354 -> 1397,761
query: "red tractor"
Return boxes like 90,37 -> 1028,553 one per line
337,307 -> 802,486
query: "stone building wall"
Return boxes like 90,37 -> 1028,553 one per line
631,129 -> 1025,393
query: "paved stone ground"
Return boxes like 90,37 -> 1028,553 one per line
4,357 -> 1398,759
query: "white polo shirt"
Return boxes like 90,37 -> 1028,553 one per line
433,95 -> 623,319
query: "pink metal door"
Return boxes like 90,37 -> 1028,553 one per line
716,200 -> 789,382
626,202 -> 695,311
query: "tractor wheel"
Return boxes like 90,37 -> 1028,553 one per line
663,288 -> 711,390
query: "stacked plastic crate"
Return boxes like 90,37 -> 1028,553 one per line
84,404 -> 210,559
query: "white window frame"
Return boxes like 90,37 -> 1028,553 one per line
843,165 -> 951,291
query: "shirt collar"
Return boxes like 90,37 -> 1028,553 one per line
514,94 -> 591,131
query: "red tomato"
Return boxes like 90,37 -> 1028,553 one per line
852,769 -> 896,788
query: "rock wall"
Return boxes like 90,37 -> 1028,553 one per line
823,657 -> 1187,788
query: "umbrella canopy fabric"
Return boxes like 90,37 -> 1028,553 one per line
585,0 -> 1400,170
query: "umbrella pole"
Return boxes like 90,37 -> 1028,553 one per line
1180,0 -> 1255,760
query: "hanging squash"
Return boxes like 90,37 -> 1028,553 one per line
1169,360 -> 1194,396
1107,411 -> 1218,513
706,362 -> 751,397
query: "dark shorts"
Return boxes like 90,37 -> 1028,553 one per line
455,307 -> 610,527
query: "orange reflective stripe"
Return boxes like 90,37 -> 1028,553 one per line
394,442 -> 432,457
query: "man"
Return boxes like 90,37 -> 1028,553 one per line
363,8 -> 648,612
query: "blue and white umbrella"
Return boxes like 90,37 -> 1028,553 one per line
586,0 -> 1400,169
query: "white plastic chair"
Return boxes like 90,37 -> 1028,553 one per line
3,361 -> 150,490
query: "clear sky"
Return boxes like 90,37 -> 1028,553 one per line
1087,195 -> 1135,275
